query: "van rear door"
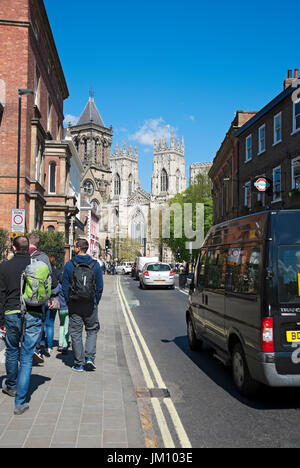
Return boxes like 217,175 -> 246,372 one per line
274,244 -> 300,375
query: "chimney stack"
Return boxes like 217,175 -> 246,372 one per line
284,68 -> 299,89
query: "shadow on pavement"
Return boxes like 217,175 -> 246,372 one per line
162,335 -> 300,411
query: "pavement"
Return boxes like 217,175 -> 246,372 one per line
0,275 -> 145,448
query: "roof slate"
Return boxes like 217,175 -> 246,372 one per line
77,97 -> 105,127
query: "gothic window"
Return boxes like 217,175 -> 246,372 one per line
83,179 -> 94,196
91,199 -> 100,212
128,174 -> 133,196
101,144 -> 105,166
131,210 -> 145,245
47,225 -> 55,232
114,174 -> 121,196
176,169 -> 181,193
48,161 -> 56,194
84,139 -> 88,160
161,169 -> 168,192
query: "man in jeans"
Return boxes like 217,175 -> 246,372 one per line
0,236 -> 44,415
62,239 -> 103,372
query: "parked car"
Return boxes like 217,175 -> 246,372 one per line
186,210 -> 300,397
140,262 -> 175,289
135,256 -> 159,280
116,262 -> 133,275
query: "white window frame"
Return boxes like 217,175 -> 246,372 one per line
272,165 -> 281,202
245,135 -> 252,162
48,161 -> 57,194
258,124 -> 266,155
34,66 -> 40,107
291,156 -> 300,190
273,112 -> 282,145
292,98 -> 300,135
244,181 -> 251,207
47,96 -> 52,133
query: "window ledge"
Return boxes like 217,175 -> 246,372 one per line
272,139 -> 282,147
271,198 -> 282,204
291,127 -> 300,136
245,158 -> 252,164
257,150 -> 266,156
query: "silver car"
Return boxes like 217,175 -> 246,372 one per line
140,262 -> 175,290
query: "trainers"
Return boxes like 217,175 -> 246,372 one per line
14,403 -> 29,416
72,365 -> 84,372
33,351 -> 44,364
57,346 -> 63,352
2,379 -> 16,397
86,358 -> 96,371
45,348 -> 52,356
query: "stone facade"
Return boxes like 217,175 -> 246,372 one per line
70,99 -> 187,261
190,162 -> 212,185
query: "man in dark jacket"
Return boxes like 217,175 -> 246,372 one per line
62,238 -> 103,372
0,236 -> 44,415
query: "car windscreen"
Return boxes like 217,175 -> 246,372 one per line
147,264 -> 170,272
278,246 -> 300,303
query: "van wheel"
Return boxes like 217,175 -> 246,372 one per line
232,343 -> 260,397
187,316 -> 202,351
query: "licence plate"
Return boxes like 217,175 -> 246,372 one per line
286,331 -> 300,343
154,280 -> 165,283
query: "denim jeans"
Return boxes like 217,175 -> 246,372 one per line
44,304 -> 57,349
5,313 -> 42,407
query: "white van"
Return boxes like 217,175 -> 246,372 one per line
135,256 -> 159,280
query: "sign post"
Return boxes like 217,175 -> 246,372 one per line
11,209 -> 26,239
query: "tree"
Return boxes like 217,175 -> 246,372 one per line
0,228 -> 9,263
162,173 -> 213,262
30,231 -> 65,270
114,235 -> 142,262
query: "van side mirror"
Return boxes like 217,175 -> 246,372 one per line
266,269 -> 273,280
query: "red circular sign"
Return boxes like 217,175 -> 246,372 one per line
254,178 -> 269,192
13,215 -> 23,225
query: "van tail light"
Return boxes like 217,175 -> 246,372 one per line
261,318 -> 274,353
144,271 -> 150,277
169,271 -> 174,277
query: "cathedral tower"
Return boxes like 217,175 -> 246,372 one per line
151,132 -> 186,202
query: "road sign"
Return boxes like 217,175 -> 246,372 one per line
11,232 -> 25,239
11,209 -> 26,234
254,178 -> 271,192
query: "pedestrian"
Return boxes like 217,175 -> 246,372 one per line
43,255 -> 61,356
0,236 -> 46,415
57,280 -> 69,354
62,238 -> 103,372
27,233 -> 57,364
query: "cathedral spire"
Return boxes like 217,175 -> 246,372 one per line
135,144 -> 138,158
181,136 -> 185,153
171,131 -> 175,148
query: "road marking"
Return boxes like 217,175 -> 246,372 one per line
117,279 -> 154,388
117,277 -> 192,448
175,287 -> 189,296
151,398 -> 175,448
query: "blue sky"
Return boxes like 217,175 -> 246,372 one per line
44,0 -> 300,193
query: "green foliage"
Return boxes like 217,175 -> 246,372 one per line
0,228 -> 9,262
30,231 -> 65,270
162,173 -> 213,262
113,236 -> 143,262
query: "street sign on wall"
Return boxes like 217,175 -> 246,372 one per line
11,209 -> 26,234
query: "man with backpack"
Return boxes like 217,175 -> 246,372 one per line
62,238 -> 103,372
28,233 -> 56,364
0,236 -> 50,415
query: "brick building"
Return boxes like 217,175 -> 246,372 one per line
209,111 -> 256,224
236,70 -> 300,215
0,0 -> 70,236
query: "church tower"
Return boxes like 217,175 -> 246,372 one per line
151,132 -> 186,203
69,91 -> 113,206
110,140 -> 140,201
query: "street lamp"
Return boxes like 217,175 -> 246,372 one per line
17,88 -> 34,209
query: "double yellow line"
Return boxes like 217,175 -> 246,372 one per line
117,276 -> 192,449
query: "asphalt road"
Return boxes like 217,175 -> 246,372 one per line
120,274 -> 300,448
